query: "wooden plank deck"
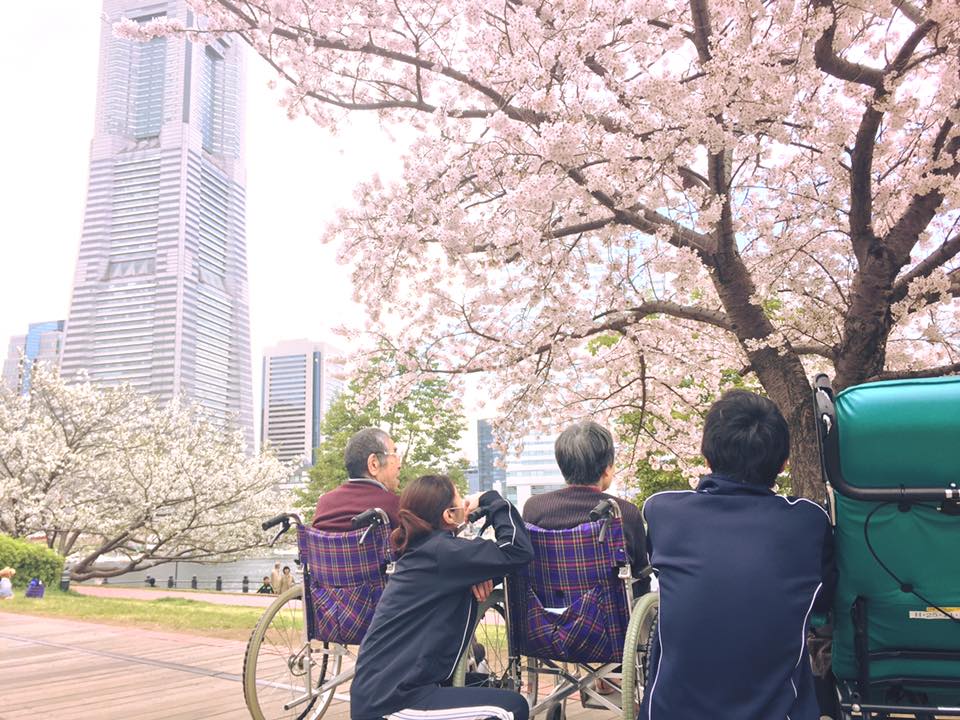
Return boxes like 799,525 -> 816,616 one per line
0,613 -> 606,720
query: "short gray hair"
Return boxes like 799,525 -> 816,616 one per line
554,421 -> 615,486
344,428 -> 391,478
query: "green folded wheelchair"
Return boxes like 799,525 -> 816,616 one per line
814,374 -> 960,719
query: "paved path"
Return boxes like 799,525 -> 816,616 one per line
0,612 -> 349,720
0,612 -> 606,720
74,584 -> 277,607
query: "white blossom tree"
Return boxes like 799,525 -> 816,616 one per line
124,1 -> 960,498
0,366 -> 291,580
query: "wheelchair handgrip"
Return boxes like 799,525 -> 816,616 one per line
468,506 -> 488,523
589,499 -> 615,521
262,514 -> 288,531
351,508 -> 382,529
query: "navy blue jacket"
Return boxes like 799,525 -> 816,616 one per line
350,490 -> 533,720
640,474 -> 835,720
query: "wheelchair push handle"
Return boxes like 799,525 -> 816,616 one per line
352,507 -> 392,544
262,513 -> 293,531
351,507 -> 389,529
261,513 -> 301,547
468,506 -> 488,524
589,499 -> 620,542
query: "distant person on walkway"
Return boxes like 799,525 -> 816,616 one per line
269,562 -> 282,592
256,576 -> 274,594
351,475 -> 532,720
312,428 -> 402,532
277,565 -> 294,594
640,390 -> 835,720
522,420 -> 651,594
0,567 -> 15,600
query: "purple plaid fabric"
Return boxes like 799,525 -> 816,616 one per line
507,518 -> 631,663
297,523 -> 393,645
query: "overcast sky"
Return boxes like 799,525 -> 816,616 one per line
0,3 -> 492,458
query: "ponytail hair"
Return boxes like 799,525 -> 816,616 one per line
391,474 -> 456,557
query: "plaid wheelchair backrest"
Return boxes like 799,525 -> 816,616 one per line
297,522 -> 393,645
507,517 -> 632,663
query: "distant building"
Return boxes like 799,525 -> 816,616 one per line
1,321 -> 65,394
465,464 -> 480,494
261,340 -> 345,467
478,419 -> 566,511
60,0 -> 253,445
502,433 -> 566,511
2,336 -> 26,391
476,419 -> 506,493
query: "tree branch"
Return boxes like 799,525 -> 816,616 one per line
565,167 -> 717,260
869,362 -> 960,382
812,0 -> 885,89
891,233 -> 960,303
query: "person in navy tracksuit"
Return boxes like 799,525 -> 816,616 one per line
351,475 -> 533,720
640,390 -> 835,720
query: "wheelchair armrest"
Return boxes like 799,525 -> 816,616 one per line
637,564 -> 654,579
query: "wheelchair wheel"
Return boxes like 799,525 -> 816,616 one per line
452,591 -> 527,694
243,584 -> 343,720
620,592 -> 659,720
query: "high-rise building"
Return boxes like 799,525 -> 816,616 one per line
261,340 -> 345,467
2,336 -> 27,392
502,433 -> 566,510
60,0 -> 253,444
477,419 -> 566,511
477,419 -> 506,493
1,321 -> 65,394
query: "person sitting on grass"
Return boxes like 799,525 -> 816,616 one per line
0,567 -> 15,600
640,390 -> 836,720
350,475 -> 533,720
256,576 -> 273,594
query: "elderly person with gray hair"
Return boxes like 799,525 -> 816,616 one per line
312,428 -> 402,532
522,421 -> 650,594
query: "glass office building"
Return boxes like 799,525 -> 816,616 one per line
261,340 -> 344,467
1,321 -> 65,394
61,0 -> 253,445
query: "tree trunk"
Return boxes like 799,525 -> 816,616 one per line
749,347 -> 824,502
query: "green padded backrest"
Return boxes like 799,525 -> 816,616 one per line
835,375 -> 960,489
831,376 -> 960,685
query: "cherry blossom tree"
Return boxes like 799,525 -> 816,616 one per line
0,366 -> 291,580
124,1 -> 960,498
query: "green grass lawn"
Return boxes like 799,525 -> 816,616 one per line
0,590 -> 276,641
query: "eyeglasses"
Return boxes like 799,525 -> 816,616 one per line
377,451 -> 399,459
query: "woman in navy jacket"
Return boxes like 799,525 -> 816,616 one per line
351,474 -> 533,720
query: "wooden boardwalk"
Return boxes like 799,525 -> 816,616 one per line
0,613 -> 606,720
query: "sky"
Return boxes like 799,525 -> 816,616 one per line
0,2 -> 482,459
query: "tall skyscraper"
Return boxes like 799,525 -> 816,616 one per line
60,0 -> 253,444
2,321 -> 65,394
261,340 -> 345,467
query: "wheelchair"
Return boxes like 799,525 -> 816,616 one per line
242,508 -> 394,720
452,499 -> 659,719
814,374 -> 960,719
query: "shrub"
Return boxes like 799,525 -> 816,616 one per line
0,534 -> 65,588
